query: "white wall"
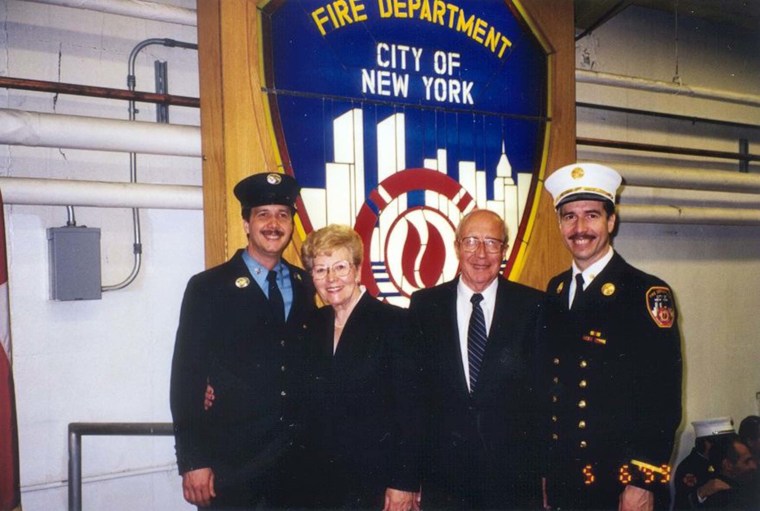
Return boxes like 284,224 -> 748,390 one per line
2,1 -> 759,510
575,5 -> 760,468
1,1 -> 201,509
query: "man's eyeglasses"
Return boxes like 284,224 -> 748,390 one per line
311,260 -> 353,280
458,237 -> 505,254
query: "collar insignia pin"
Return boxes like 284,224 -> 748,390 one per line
235,276 -> 250,288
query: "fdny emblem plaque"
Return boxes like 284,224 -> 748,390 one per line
260,0 -> 549,305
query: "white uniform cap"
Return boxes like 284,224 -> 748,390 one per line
692,417 -> 735,438
545,163 -> 622,208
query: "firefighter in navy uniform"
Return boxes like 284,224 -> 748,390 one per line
170,173 -> 316,510
672,418 -> 735,509
540,163 -> 683,511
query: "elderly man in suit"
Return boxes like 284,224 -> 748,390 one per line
406,208 -> 544,510
170,172 -> 315,510
541,163 -> 682,511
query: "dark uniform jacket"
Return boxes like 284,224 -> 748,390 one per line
541,252 -> 682,509
407,276 -> 544,510
169,249 -> 315,489
673,448 -> 712,509
303,293 -> 421,509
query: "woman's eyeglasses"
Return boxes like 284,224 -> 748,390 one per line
311,260 -> 353,280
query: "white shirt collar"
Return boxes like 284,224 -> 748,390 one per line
572,246 -> 614,288
457,276 -> 499,304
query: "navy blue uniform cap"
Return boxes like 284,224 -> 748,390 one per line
233,172 -> 300,209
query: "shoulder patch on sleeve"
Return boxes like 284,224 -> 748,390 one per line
646,286 -> 675,328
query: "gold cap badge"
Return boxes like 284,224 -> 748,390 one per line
571,167 -> 585,179
266,173 -> 282,185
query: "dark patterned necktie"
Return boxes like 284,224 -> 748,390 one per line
572,273 -> 585,310
267,270 -> 285,323
467,293 -> 487,392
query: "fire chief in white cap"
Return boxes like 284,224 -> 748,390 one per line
539,163 -> 683,511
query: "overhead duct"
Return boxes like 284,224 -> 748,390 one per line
23,0 -> 197,26
0,109 -> 201,157
0,177 -> 202,210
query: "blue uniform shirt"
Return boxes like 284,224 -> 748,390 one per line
242,250 -> 294,319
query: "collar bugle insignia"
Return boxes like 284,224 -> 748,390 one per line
646,286 -> 675,328
556,281 -> 564,294
235,276 -> 250,288
601,282 -> 615,296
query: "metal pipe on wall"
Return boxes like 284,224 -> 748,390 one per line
620,186 -> 760,209
577,69 -> 760,108
614,163 -> 760,193
24,0 -> 196,27
619,204 -> 760,226
0,108 -> 201,157
0,177 -> 202,210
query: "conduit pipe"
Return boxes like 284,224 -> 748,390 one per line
0,178 -> 202,210
0,109 -> 201,157
24,0 -> 196,27
620,187 -> 760,209
619,204 -> 760,226
576,69 -> 760,108
613,163 -> 760,193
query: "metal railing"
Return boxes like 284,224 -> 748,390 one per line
68,422 -> 174,511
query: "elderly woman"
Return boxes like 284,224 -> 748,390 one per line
300,224 -> 421,511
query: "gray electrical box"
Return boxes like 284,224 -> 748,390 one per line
47,226 -> 102,301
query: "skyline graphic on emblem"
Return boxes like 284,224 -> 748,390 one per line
300,108 -> 531,306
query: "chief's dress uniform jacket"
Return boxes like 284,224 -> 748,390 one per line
407,276 -> 544,510
541,252 -> 682,510
303,293 -> 421,509
170,249 -> 315,508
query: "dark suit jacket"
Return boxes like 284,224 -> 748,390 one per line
407,276 -> 544,509
541,252 -> 682,508
170,249 -> 315,486
303,293 -> 421,508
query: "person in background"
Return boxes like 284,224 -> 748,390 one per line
673,417 -> 735,509
541,163 -> 683,511
689,433 -> 757,509
737,415 -> 760,506
170,173 -> 315,510
738,416 -> 760,459
300,224 -> 421,511
406,209 -> 544,509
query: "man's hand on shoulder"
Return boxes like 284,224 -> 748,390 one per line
182,467 -> 216,507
